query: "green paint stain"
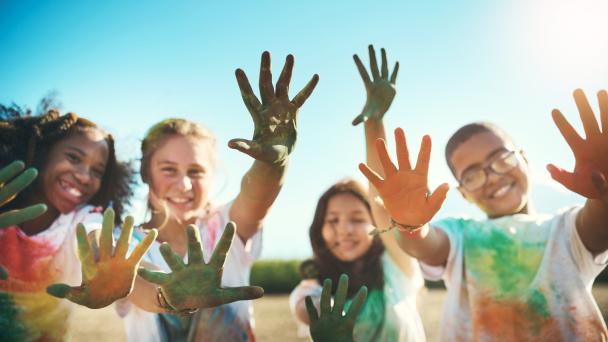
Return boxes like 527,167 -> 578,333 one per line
0,291 -> 27,342
527,289 -> 550,318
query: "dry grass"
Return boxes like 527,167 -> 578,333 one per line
72,285 -> 608,341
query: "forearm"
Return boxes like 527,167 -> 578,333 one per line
230,160 -> 287,241
127,275 -> 166,314
576,198 -> 608,255
394,225 -> 450,266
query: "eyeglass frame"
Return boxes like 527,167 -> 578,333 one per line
457,149 -> 522,192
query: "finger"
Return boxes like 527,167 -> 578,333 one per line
259,51 -> 275,105
47,284 -> 87,306
333,274 -> 349,315
546,164 -> 577,193
0,167 -> 37,207
598,90 -> 608,134
368,45 -> 380,81
0,160 -> 25,185
75,224 -> 95,279
98,208 -> 115,261
358,163 -> 384,188
390,61 -> 399,84
275,54 -> 294,99
414,135 -> 432,175
228,139 -> 262,159
235,69 -> 262,122
552,109 -> 584,152
351,113 -> 368,126
573,89 -> 601,138
128,228 -> 158,264
376,138 -> 398,177
186,225 -> 204,265
209,222 -> 236,268
137,267 -> 170,285
381,48 -> 389,79
346,285 -> 368,321
218,286 -> 264,305
427,183 -> 450,214
320,278 -> 332,315
395,128 -> 412,170
0,204 -> 47,228
159,242 -> 185,271
0,265 -> 7,280
291,74 -> 320,108
353,54 -> 371,87
305,296 -> 319,322
591,170 -> 608,206
114,215 -> 134,259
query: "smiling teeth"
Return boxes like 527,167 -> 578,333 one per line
169,198 -> 191,204
492,184 -> 511,198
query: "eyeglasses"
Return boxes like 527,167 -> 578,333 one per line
458,150 -> 520,191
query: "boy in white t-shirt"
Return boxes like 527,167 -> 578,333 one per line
359,89 -> 608,341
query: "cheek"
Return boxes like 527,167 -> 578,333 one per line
321,225 -> 334,245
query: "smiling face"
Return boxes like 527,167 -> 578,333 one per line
450,131 -> 530,218
41,129 -> 109,214
147,135 -> 214,223
321,193 -> 374,262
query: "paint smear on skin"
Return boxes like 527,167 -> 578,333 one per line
0,226 -> 73,341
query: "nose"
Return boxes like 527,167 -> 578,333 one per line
73,166 -> 92,185
335,220 -> 355,236
175,175 -> 193,192
484,168 -> 503,187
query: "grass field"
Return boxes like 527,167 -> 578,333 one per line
72,285 -> 608,341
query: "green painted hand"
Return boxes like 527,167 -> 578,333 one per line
47,208 -> 157,309
359,128 -> 449,227
230,51 -> 319,166
0,266 -> 6,280
305,274 -> 368,342
138,222 -> 264,311
352,45 -> 399,126
548,89 -> 608,201
0,160 -> 47,228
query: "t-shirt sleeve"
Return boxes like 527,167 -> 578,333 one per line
562,206 -> 608,284
419,218 -> 465,283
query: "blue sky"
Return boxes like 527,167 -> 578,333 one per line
1,0 -> 607,258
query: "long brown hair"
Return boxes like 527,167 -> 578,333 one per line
309,179 -> 384,297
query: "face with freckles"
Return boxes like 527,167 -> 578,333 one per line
451,131 -> 530,218
41,129 -> 109,214
321,193 -> 374,262
147,135 -> 214,224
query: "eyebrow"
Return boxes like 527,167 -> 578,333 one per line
66,146 -> 107,169
459,147 -> 508,178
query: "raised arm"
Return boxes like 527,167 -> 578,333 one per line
359,128 -> 451,266
229,51 -> 319,241
547,89 -> 608,255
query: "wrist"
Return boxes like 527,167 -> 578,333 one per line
390,217 -> 425,234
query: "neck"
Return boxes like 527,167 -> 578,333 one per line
18,192 -> 60,236
488,201 -> 536,219
144,213 -> 196,258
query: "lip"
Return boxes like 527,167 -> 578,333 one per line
55,178 -> 87,208
486,181 -> 515,200
165,196 -> 195,210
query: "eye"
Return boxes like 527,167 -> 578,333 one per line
188,168 -> 206,178
66,152 -> 81,164
161,167 -> 177,175
325,218 -> 339,226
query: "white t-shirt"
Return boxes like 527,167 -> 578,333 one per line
0,205 -> 103,341
289,252 -> 426,341
117,201 -> 263,342
421,207 -> 608,341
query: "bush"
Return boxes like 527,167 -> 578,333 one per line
250,259 -> 302,294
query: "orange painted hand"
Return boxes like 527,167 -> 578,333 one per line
547,89 -> 608,201
359,128 -> 449,227
47,208 -> 157,309
230,51 -> 319,166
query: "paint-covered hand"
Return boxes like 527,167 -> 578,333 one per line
548,89 -> 608,201
138,222 -> 264,311
359,128 -> 449,227
352,45 -> 399,126
47,209 -> 157,309
305,274 -> 367,342
0,161 -> 47,228
229,51 -> 319,166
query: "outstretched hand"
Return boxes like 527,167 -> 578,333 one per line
305,274 -> 368,342
230,51 -> 319,166
138,222 -> 264,312
547,89 -> 608,202
352,44 -> 399,126
47,208 -> 157,309
0,160 -> 47,228
359,128 -> 449,228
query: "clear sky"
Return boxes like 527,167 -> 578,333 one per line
1,0 -> 607,258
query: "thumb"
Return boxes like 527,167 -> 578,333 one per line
352,113 -> 367,126
218,286 -> 264,305
546,164 -> 577,192
47,283 -> 88,306
228,139 -> 262,159
428,183 -> 450,214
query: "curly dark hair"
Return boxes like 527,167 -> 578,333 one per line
309,179 -> 385,297
0,102 -> 135,224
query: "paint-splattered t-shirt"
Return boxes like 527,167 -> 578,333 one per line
289,252 -> 426,341
116,201 -> 263,342
421,207 -> 608,341
0,205 -> 103,342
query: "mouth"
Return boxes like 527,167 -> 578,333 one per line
165,195 -> 195,209
488,182 -> 515,199
335,240 -> 358,252
58,179 -> 85,201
